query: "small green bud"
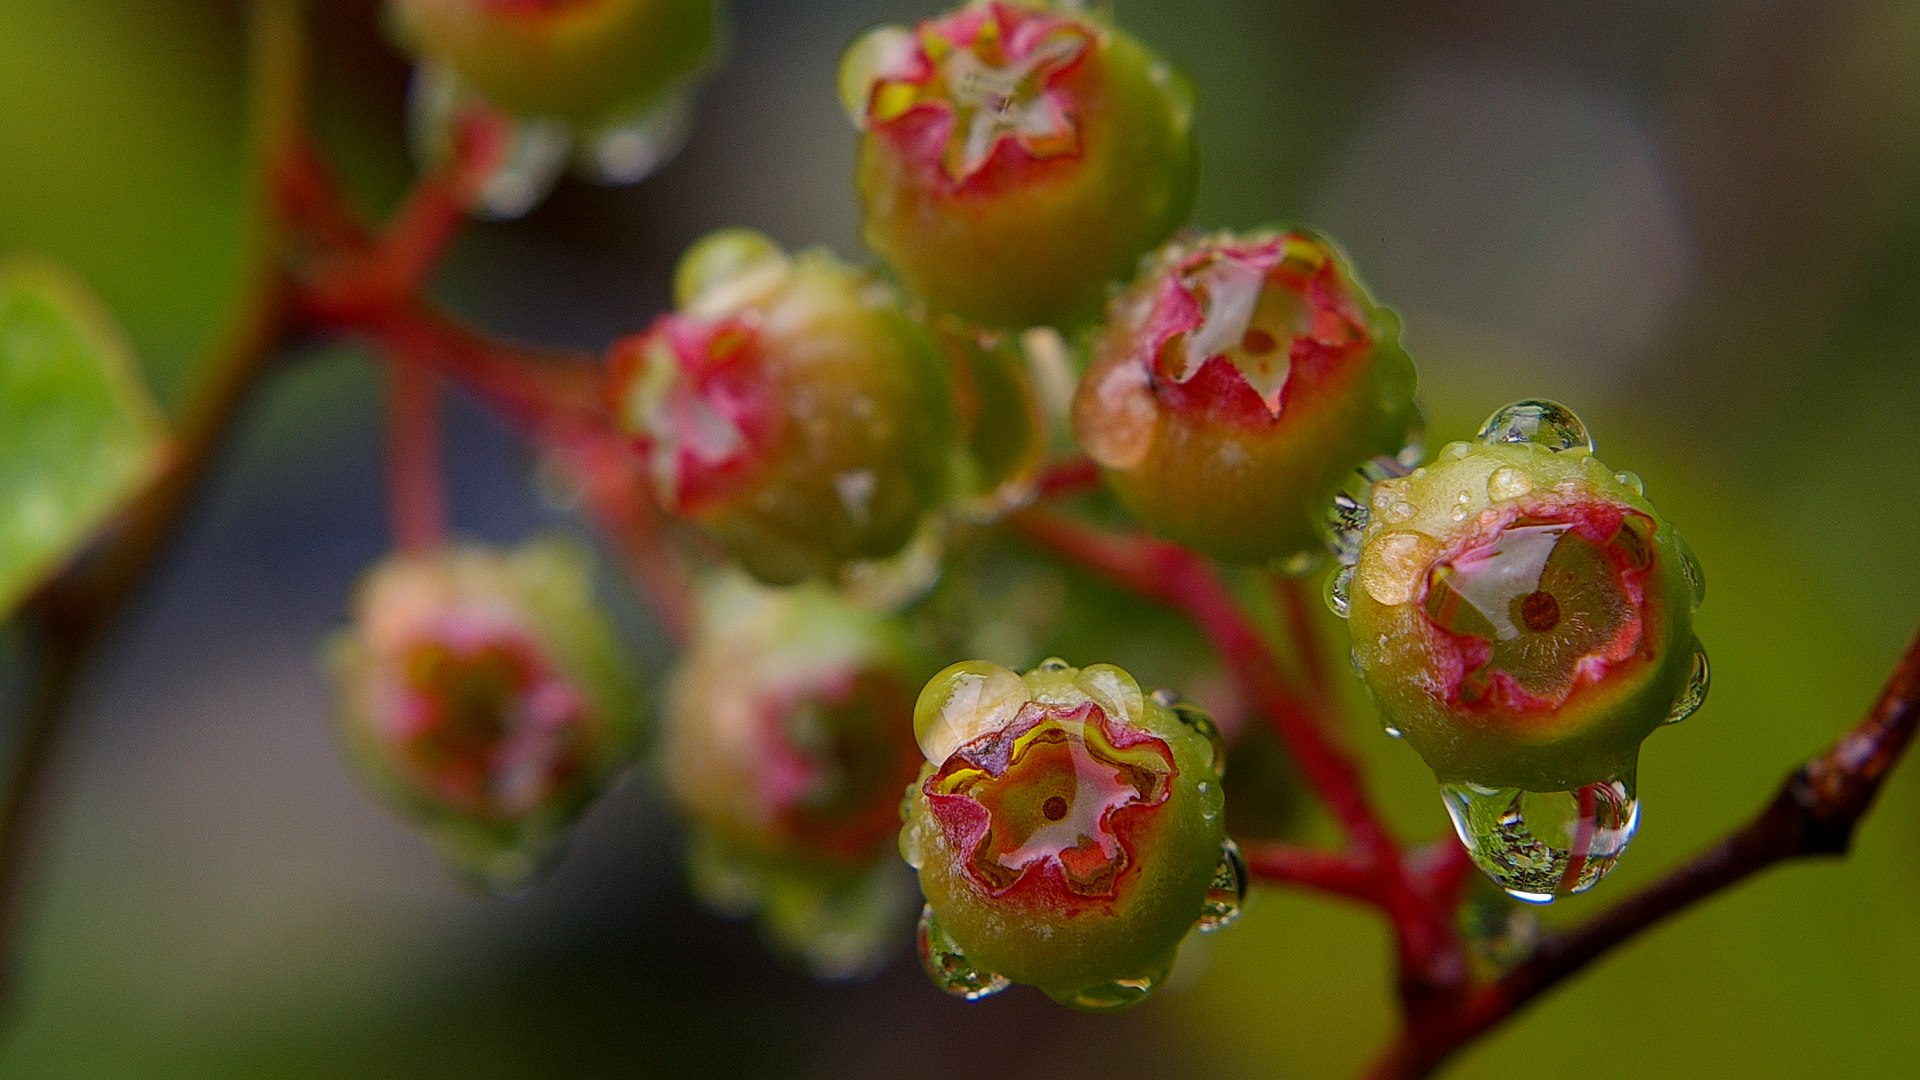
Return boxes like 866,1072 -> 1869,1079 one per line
1074,228 -> 1420,565
843,1 -> 1196,330
900,658 -> 1239,1009
329,539 -> 643,892
608,230 -> 958,586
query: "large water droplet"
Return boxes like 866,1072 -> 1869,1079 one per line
1476,400 -> 1594,456
1325,565 -> 1355,619
1324,491 -> 1371,567
1154,690 -> 1226,778
1666,638 -> 1710,724
1440,771 -> 1640,903
917,905 -> 1010,1000
1196,838 -> 1247,933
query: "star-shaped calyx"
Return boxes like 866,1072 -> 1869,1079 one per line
926,701 -> 1173,898
865,3 -> 1093,182
1147,233 -> 1372,418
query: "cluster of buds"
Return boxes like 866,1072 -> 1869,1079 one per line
330,540 -> 643,891
1336,402 -> 1709,901
662,574 -> 928,977
607,230 -> 956,586
389,0 -> 723,216
1074,228 -> 1421,567
840,0 -> 1196,330
900,659 -> 1242,1008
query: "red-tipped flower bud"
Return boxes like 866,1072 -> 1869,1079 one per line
842,1 -> 1196,330
1074,229 -> 1421,565
1335,401 -> 1709,902
900,659 -> 1242,1009
608,230 -> 957,586
330,539 -> 643,890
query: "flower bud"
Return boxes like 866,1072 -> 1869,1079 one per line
1073,228 -> 1421,565
1337,401 -> 1709,901
900,658 -> 1241,1009
842,1 -> 1196,330
608,230 -> 957,586
330,539 -> 643,890
663,573 -> 927,977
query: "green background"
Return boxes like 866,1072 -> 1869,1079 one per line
3,0 -> 1919,1076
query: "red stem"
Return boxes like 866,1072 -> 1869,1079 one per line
1242,842 -> 1378,903
384,354 -> 448,554
1274,572 -> 1335,701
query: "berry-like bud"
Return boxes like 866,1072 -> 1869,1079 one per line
1335,401 -> 1709,901
608,230 -> 957,586
900,659 -> 1241,1009
330,539 -> 643,891
663,573 -> 927,977
390,0 -> 723,215
841,1 -> 1196,330
1073,229 -> 1421,565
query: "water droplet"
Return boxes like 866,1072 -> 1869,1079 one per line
1054,972 -> 1161,1011
1325,565 -> 1355,619
578,90 -> 694,186
1666,638 -> 1710,724
1038,657 -> 1070,672
1324,492 -> 1371,566
1475,400 -> 1594,456
1440,772 -> 1640,902
1443,441 -> 1473,460
1679,537 -> 1706,608
1487,466 -> 1533,503
917,905 -> 1010,1000
1613,469 -> 1645,496
1382,724 -> 1404,739
1158,694 -> 1226,777
1196,839 -> 1247,933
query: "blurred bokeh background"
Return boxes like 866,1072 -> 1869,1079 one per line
3,0 -> 1920,1075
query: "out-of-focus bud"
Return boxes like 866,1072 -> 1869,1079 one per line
608,230 -> 957,586
663,573 -> 927,977
330,539 -> 643,891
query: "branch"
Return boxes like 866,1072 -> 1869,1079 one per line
1365,624 -> 1920,1079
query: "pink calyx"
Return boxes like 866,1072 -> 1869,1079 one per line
608,313 -> 776,514
866,2 -> 1094,187
925,702 -> 1173,905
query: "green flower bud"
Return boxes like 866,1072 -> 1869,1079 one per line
1336,401 -> 1709,901
329,539 -> 643,891
663,573 -> 927,977
608,230 -> 958,586
842,1 -> 1196,330
900,658 -> 1240,1009
1074,228 -> 1421,566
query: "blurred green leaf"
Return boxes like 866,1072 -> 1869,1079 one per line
0,256 -> 168,617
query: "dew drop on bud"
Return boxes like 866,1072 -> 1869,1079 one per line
1325,565 -> 1355,619
1666,637 -> 1710,724
1613,469 -> 1645,496
1486,465 -> 1533,503
1156,691 -> 1227,778
1056,973 -> 1161,1012
1382,724 -> 1403,739
1679,537 -> 1706,609
1196,838 -> 1248,933
1439,771 -> 1640,903
1038,656 -> 1070,672
917,905 -> 1011,1001
1475,400 -> 1594,456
